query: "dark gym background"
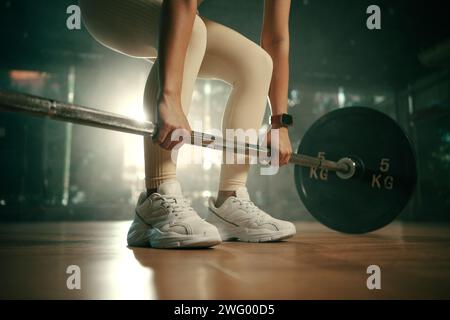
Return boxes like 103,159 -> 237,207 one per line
0,0 -> 449,223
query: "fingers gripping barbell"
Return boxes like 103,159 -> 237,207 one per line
0,90 -> 417,233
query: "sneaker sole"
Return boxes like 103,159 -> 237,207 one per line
127,214 -> 222,249
149,228 -> 222,248
206,211 -> 296,243
128,227 -> 222,249
220,229 -> 296,243
150,236 -> 222,249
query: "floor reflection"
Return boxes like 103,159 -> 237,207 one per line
1,221 -> 450,299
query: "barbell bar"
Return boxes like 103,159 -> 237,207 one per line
0,90 -> 353,175
0,90 -> 417,233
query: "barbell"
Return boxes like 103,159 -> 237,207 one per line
0,90 -> 417,233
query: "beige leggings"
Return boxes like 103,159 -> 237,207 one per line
79,0 -> 273,191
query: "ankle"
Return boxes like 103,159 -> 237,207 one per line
215,190 -> 236,208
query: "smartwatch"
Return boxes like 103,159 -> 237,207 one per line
270,113 -> 293,128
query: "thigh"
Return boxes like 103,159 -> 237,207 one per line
198,17 -> 273,134
198,17 -> 272,84
79,0 -> 162,58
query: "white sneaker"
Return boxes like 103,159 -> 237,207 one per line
127,180 -> 222,249
206,187 -> 296,242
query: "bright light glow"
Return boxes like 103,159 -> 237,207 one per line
124,101 -> 146,123
9,70 -> 47,81
110,222 -> 156,299
177,120 -> 222,168
374,95 -> 386,104
176,144 -> 221,168
202,190 -> 212,198
204,82 -> 212,95
120,99 -> 146,186
338,87 -> 346,107
202,151 -> 213,171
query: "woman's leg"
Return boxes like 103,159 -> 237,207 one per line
200,18 -> 295,242
198,18 -> 273,203
80,0 -> 207,191
144,17 -> 207,190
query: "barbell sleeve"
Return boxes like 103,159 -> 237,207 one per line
0,90 -> 156,136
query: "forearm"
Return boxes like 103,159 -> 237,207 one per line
261,0 -> 291,117
158,0 -> 198,102
263,41 -> 290,116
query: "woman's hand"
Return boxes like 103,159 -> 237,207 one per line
265,125 -> 293,166
154,94 -> 192,150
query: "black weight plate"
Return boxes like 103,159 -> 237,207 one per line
294,107 -> 417,234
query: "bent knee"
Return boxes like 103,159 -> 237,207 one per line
258,48 -> 273,76
236,46 -> 273,87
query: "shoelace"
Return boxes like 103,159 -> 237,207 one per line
231,198 -> 269,224
156,195 -> 197,219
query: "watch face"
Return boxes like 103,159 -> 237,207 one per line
282,114 -> 293,125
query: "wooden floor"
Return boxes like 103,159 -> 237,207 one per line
0,221 -> 449,299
